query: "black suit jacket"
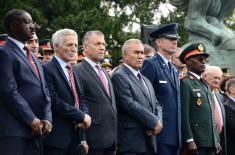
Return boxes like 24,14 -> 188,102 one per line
224,97 -> 235,155
112,65 -> 162,154
42,57 -> 86,148
215,92 -> 227,155
0,38 -> 52,138
73,60 -> 117,149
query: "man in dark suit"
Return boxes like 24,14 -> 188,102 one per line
74,30 -> 117,155
141,23 -> 181,155
179,43 -> 221,155
0,9 -> 52,155
224,78 -> 235,155
42,29 -> 91,155
202,65 -> 227,155
112,39 -> 162,155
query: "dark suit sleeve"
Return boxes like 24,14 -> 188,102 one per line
180,79 -> 193,142
140,59 -> 155,83
112,73 -> 158,129
0,48 -> 35,126
42,82 -> 52,122
153,93 -> 163,124
225,104 -> 235,137
42,65 -> 85,123
35,56 -> 52,122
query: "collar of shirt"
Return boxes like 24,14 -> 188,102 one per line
123,63 -> 140,79
55,56 -> 70,81
84,57 -> 101,74
228,96 -> 235,102
189,71 -> 201,80
158,52 -> 171,65
8,36 -> 26,55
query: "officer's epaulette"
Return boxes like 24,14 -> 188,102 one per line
180,74 -> 195,80
179,74 -> 186,80
214,88 -> 221,93
188,75 -> 195,80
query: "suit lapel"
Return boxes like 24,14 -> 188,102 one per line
142,76 -> 155,111
83,60 -> 110,98
215,93 -> 226,122
123,65 -> 150,101
53,58 -> 72,93
9,40 -> 41,82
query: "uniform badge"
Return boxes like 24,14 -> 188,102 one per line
198,44 -> 204,52
189,75 -> 195,80
196,92 -> 202,106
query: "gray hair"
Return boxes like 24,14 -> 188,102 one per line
52,28 -> 77,47
203,65 -> 223,76
227,78 -> 235,94
122,39 -> 143,55
82,30 -> 104,45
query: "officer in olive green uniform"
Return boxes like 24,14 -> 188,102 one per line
179,43 -> 221,155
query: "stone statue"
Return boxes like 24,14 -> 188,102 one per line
170,0 -> 235,75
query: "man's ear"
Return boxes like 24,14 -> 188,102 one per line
9,22 -> 17,33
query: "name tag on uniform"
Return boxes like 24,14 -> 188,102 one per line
159,80 -> 167,83
192,89 -> 201,92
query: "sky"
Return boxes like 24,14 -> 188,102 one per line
108,2 -> 176,32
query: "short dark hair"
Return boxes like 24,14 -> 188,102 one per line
4,9 -> 28,32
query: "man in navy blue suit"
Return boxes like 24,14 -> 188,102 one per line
0,9 -> 52,155
43,29 -> 91,155
141,23 -> 181,155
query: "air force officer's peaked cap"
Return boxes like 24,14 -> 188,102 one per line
150,23 -> 180,40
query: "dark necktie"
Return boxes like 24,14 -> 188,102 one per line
137,73 -> 149,94
168,62 -> 174,80
96,65 -> 110,96
66,63 -> 80,108
23,46 -> 40,78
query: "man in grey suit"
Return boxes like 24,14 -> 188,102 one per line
112,39 -> 163,155
73,30 -> 117,155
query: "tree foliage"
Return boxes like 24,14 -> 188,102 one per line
0,0 -> 234,63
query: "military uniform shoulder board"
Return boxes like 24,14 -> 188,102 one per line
179,74 -> 186,80
214,88 -> 220,93
188,75 -> 195,80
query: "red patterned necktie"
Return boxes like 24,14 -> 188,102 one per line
213,93 -> 223,134
66,63 -> 80,108
23,46 -> 40,78
96,65 -> 110,96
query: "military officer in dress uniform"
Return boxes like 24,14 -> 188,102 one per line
179,43 -> 221,155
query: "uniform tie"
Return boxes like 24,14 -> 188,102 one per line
66,63 -> 80,108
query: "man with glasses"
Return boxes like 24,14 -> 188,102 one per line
141,23 -> 181,155
179,43 -> 221,155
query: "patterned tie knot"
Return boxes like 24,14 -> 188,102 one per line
66,63 -> 72,70
96,65 -> 101,70
23,46 -> 31,56
137,73 -> 142,80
